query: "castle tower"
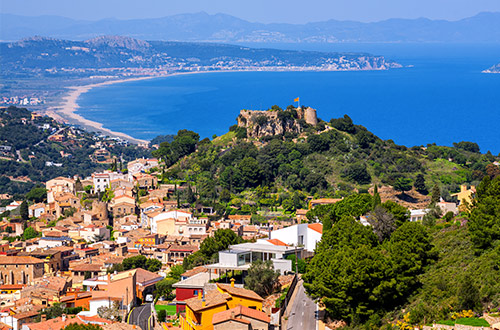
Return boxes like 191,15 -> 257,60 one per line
304,107 -> 318,126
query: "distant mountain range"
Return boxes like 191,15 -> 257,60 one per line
1,12 -> 500,43
0,36 -> 401,79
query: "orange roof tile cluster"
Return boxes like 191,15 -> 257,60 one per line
212,305 -> 270,325
0,256 -> 44,265
307,223 -> 323,234
70,263 -> 102,272
216,283 -> 264,301
33,276 -> 69,292
266,239 -> 288,246
185,290 -> 230,312
181,266 -> 207,278
23,315 -> 84,330
77,315 -> 113,324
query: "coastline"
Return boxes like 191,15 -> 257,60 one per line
45,70 -> 238,145
44,66 -> 401,145
46,76 -> 161,145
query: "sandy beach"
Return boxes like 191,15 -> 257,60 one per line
46,76 -> 164,145
44,68 -> 304,145
45,71 -> 230,145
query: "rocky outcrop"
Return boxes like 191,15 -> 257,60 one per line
237,106 -> 318,138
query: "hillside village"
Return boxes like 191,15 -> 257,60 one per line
0,156 -> 329,330
0,157 -> 488,330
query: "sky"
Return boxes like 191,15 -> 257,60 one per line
1,0 -> 500,23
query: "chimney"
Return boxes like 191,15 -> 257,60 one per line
231,311 -> 235,319
230,278 -> 235,288
107,273 -> 111,282
41,315 -> 47,322
62,314 -> 66,322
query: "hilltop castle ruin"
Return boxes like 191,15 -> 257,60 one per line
237,107 -> 318,138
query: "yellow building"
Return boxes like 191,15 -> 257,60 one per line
135,234 -> 158,248
180,279 -> 264,330
451,184 -> 476,211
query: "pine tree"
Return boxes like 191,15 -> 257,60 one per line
414,174 -> 427,194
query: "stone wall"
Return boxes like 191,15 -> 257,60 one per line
237,107 -> 318,138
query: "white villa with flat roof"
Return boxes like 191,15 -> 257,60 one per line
206,242 -> 302,275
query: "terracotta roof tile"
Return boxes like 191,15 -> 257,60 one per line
308,223 -> 323,234
181,266 -> 207,278
185,290 -> 230,312
0,256 -> 44,265
217,283 -> 264,302
212,305 -> 270,325
266,239 -> 288,246
24,316 -> 84,329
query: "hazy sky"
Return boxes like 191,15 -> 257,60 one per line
1,0 -> 500,23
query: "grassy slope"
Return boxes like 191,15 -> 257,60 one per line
406,224 -> 500,323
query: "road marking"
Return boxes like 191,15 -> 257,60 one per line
127,307 -> 136,324
136,304 -> 149,327
148,314 -> 153,330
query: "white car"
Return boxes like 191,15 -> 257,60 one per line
145,294 -> 153,303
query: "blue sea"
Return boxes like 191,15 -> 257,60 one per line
77,43 -> 500,153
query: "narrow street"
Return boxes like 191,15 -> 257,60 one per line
287,280 -> 317,330
129,303 -> 153,330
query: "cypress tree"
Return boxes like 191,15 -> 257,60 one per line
20,200 -> 29,220
430,184 -> 441,205
372,184 -> 381,209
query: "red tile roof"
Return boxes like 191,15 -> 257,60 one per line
266,239 -> 288,246
24,316 -> 84,330
308,223 -> 323,234
212,304 -> 270,325
216,283 -> 263,301
0,256 -> 44,265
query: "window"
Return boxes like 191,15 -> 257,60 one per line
194,290 -> 198,296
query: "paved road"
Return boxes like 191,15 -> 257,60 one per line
287,281 -> 317,330
129,303 -> 152,330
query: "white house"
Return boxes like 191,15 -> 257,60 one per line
38,236 -> 73,248
263,223 -> 323,252
92,171 -> 126,193
410,209 -> 429,222
206,242 -> 301,275
28,203 -> 46,218
150,210 -> 193,234
6,201 -> 22,211
69,225 -> 110,242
